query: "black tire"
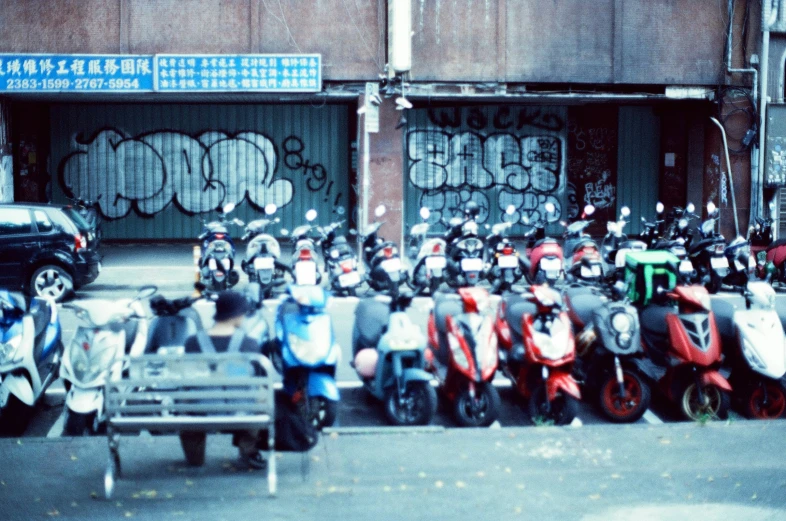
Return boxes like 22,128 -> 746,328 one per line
527,385 -> 579,426
0,395 -> 33,436
383,381 -> 438,426
30,265 -> 73,303
453,383 -> 500,427
706,272 -> 722,294
742,380 -> 786,419
679,383 -> 730,421
179,432 -> 207,466
309,397 -> 338,430
63,410 -> 93,436
345,286 -> 357,297
596,370 -> 651,423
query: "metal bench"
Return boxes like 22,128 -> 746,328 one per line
103,353 -> 277,499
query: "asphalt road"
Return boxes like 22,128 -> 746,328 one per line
9,244 -> 782,438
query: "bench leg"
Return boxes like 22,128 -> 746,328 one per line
105,431 -> 121,500
267,427 -> 276,496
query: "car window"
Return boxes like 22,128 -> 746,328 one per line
0,208 -> 33,235
33,210 -> 53,233
62,207 -> 90,230
46,208 -> 78,234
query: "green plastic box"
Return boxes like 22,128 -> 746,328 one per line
624,251 -> 679,306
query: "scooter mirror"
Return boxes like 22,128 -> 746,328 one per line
375,205 -> 387,218
222,202 -> 236,214
656,202 -> 664,214
264,203 -> 277,215
419,207 -> 430,220
135,285 -> 158,301
686,203 -> 695,214
280,229 -> 290,236
544,202 -> 556,214
621,206 -> 631,217
505,205 -> 516,216
706,201 -> 716,215
336,205 -> 346,216
306,209 -> 318,222
583,204 -> 595,216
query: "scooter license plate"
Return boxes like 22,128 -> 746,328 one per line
540,257 -> 562,272
679,260 -> 694,274
381,258 -> 401,273
253,257 -> 275,270
461,257 -> 484,272
498,255 -> 518,268
295,261 -> 317,285
425,256 -> 447,269
710,256 -> 729,269
339,271 -> 361,287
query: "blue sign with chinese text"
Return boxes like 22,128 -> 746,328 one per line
0,54 -> 154,92
155,54 -> 321,92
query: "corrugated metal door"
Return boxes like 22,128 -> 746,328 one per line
50,103 -> 350,240
616,106 -> 661,235
403,105 -> 568,235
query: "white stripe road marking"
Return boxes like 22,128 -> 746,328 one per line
100,266 -> 189,270
47,411 -> 65,438
643,409 -> 664,424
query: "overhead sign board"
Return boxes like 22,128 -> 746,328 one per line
155,54 -> 322,92
0,53 -> 322,94
0,54 -> 154,92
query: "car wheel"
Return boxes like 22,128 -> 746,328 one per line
30,265 -> 73,302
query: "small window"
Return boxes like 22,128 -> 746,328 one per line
0,208 -> 33,235
33,210 -> 53,233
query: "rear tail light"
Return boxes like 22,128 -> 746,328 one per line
74,234 -> 87,252
384,246 -> 393,258
714,244 -> 725,254
215,233 -> 225,239
502,246 -> 514,255
340,259 -> 354,273
298,249 -> 312,261
432,243 -> 443,255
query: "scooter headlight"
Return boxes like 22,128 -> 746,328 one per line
287,333 -> 330,366
610,312 -> 633,334
0,335 -> 22,364
532,330 -> 571,360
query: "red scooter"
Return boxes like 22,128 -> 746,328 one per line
426,287 -> 500,427
638,284 -> 732,420
495,285 -> 581,425
524,202 -> 564,285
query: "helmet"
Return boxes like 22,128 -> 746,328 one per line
353,348 -> 378,379
464,200 -> 480,219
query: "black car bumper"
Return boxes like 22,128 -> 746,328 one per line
73,250 -> 101,288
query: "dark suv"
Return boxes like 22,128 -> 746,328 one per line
0,203 -> 101,302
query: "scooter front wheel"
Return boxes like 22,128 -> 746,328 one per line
743,380 -> 786,419
63,410 -> 93,436
597,370 -> 651,423
0,395 -> 32,436
453,383 -> 500,427
680,383 -> 730,421
384,381 -> 437,426
308,397 -> 338,430
528,386 -> 579,426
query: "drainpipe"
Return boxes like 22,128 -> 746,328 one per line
759,0 -> 780,236
711,117 -> 741,237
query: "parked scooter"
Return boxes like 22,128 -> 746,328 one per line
319,219 -> 362,297
523,202 -> 564,285
563,205 -> 604,283
687,202 -> 728,294
352,293 -> 437,425
712,282 -> 786,419
60,286 -> 156,435
632,251 -> 731,420
199,203 -> 244,291
485,205 -> 527,295
564,281 -> 650,423
427,287 -> 500,426
241,203 -> 287,300
272,285 -> 340,429
444,202 -> 486,288
361,205 -> 408,296
407,207 -> 448,295
284,209 -> 322,286
0,291 -> 62,435
722,235 -> 757,288
600,206 -> 647,280
68,194 -> 103,246
495,285 -> 581,425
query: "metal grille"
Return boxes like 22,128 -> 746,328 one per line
50,103 -> 350,240
680,313 -> 712,352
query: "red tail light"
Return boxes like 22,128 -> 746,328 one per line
215,233 -> 225,239
74,234 -> 86,252
502,246 -> 514,255
340,260 -> 354,273
299,249 -> 312,261
384,246 -> 393,258
432,243 -> 443,255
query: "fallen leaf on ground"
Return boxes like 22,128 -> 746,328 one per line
707,477 -> 714,483
752,493 -> 758,500
418,472 -> 427,479
311,456 -> 320,463
47,509 -> 59,516
514,507 -> 522,514
71,502 -> 78,507
588,494 -> 601,500
735,483 -> 742,488
661,473 -> 672,479
504,467 -> 512,474
610,474 -> 621,480
115,502 -> 123,508
89,492 -> 98,499
185,480 -> 194,487
399,485 -> 407,491
660,439 -> 671,445
455,481 -> 466,489
516,484 -> 526,490
434,481 -> 444,489
383,486 -> 392,492
329,432 -> 339,439
70,455 -> 78,461
165,493 -> 174,499
124,512 -> 133,518
476,471 -> 485,478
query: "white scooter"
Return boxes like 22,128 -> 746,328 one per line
407,207 -> 447,295
59,286 -> 156,435
714,281 -> 786,419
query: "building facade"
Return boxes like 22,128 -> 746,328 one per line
0,0 -> 767,243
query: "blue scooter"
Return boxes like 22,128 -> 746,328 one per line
0,290 -> 63,435
272,285 -> 340,429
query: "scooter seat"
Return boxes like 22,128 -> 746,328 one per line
767,238 -> 786,252
146,315 -> 197,353
352,298 -> 390,355
564,289 -> 602,329
433,294 -> 464,333
502,295 -> 537,338
534,238 -> 558,248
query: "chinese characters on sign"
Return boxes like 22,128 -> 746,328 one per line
155,54 -> 322,92
0,54 -> 323,93
0,54 -> 154,92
